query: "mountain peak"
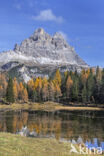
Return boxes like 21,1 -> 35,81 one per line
53,32 -> 64,40
0,28 -> 88,68
34,28 -> 45,35
30,28 -> 51,41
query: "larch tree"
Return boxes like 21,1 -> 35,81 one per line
18,82 -> 28,102
18,82 -> 24,101
42,77 -> 49,101
54,69 -> 61,87
48,81 -> 55,101
0,74 -> 7,98
22,88 -> 28,102
66,76 -> 73,99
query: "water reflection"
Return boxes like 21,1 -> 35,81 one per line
0,110 -> 104,142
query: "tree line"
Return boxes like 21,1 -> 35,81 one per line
0,66 -> 104,105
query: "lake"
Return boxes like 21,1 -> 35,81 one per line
0,110 -> 104,142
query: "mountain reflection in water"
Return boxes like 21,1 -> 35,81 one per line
17,126 -> 104,151
0,110 -> 104,142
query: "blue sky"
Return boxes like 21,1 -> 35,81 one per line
0,0 -> 104,67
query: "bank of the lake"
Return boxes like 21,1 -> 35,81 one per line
0,101 -> 104,112
0,132 -> 102,156
0,132 -> 70,156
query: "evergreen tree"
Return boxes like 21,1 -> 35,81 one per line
100,69 -> 104,103
82,84 -> 87,103
94,67 -> 102,103
61,71 -> 69,101
31,90 -> 38,102
13,77 -> 19,101
86,69 -> 95,103
1,67 -> 104,105
6,77 -> 14,103
27,78 -> 35,99
71,77 -> 79,102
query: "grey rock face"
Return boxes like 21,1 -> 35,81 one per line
0,28 -> 89,81
13,28 -> 88,66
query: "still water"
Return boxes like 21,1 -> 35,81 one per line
0,110 -> 104,142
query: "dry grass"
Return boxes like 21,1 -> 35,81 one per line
0,132 -> 101,156
55,106 -> 104,111
0,101 -> 60,112
0,101 -> 104,112
0,133 -> 76,156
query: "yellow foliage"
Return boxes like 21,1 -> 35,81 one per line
19,82 -> 28,102
54,69 -> 61,86
22,88 -> 28,102
27,78 -> 34,90
66,76 -> 73,98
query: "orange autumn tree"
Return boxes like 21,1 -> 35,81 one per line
27,78 -> 34,91
42,77 -> 49,101
53,69 -> 62,102
48,81 -> 55,101
0,73 -> 7,98
18,82 -> 28,102
34,77 -> 40,89
28,77 -> 43,102
22,88 -> 28,102
33,77 -> 42,101
54,69 -> 61,87
81,69 -> 89,84
66,76 -> 73,98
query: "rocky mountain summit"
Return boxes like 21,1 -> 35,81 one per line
0,28 -> 89,82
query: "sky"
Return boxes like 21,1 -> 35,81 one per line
0,0 -> 104,67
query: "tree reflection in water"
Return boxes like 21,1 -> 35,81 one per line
0,110 -> 104,142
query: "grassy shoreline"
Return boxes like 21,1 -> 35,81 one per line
0,132 -> 71,156
0,101 -> 104,112
0,132 -> 101,156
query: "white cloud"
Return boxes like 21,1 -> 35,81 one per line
58,31 -> 68,40
32,9 -> 64,23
